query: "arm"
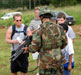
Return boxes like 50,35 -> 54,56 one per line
5,27 -> 19,44
68,54 -> 72,71
28,31 -> 41,52
31,27 -> 40,34
29,20 -> 34,34
27,27 -> 32,36
29,24 -> 40,34
22,33 -> 41,53
67,26 -> 76,41
78,30 -> 81,36
68,36 -> 74,71
72,38 -> 75,43
31,30 -> 37,34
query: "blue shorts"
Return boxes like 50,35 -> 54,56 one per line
63,62 -> 74,75
11,51 -> 29,73
63,62 -> 74,70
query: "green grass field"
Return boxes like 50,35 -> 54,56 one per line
0,25 -> 81,75
0,4 -> 81,75
0,28 -> 38,75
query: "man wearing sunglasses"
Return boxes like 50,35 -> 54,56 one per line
6,14 -> 31,75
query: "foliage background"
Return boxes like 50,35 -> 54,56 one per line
0,4 -> 81,26
0,0 -> 81,8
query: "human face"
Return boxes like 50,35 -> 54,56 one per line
35,9 -> 40,19
14,16 -> 22,27
57,18 -> 66,24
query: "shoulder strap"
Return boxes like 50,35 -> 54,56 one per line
23,25 -> 28,35
11,25 -> 28,39
11,24 -> 16,39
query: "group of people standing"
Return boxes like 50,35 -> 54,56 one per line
6,7 -> 76,75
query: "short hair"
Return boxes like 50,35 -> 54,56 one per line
35,7 -> 40,11
40,13 -> 52,19
13,14 -> 22,20
57,12 -> 66,20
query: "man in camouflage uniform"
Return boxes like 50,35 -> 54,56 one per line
23,8 -> 67,75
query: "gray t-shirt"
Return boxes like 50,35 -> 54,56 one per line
10,24 -> 27,51
29,19 -> 42,31
29,19 -> 42,60
66,26 -> 76,39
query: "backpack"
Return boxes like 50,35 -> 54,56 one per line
11,24 -> 28,39
11,24 -> 29,57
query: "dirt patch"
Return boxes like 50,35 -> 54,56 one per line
71,25 -> 81,32
0,26 -> 5,29
0,64 -> 6,67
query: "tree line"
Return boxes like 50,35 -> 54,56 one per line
0,0 -> 81,10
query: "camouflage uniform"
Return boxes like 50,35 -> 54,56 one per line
28,8 -> 67,75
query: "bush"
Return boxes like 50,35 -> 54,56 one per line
51,0 -> 77,7
22,11 -> 34,26
0,18 -> 13,26
0,10 -> 34,26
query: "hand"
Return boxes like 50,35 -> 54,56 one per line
12,40 -> 19,44
27,27 -> 32,36
31,31 -> 34,34
78,31 -> 81,36
22,47 -> 28,54
20,41 -> 25,45
68,64 -> 72,71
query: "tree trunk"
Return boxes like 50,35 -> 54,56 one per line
39,0 -> 41,6
29,0 -> 31,10
21,0 -> 24,10
33,0 -> 36,9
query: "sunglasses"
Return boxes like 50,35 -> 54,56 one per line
15,20 -> 22,22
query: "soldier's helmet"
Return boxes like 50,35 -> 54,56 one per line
39,7 -> 53,18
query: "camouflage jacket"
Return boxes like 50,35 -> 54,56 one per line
28,21 -> 67,70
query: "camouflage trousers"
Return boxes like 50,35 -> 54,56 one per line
39,65 -> 64,75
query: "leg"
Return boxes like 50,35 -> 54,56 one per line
11,61 -> 19,75
11,52 -> 19,75
70,71 -> 72,75
64,70 -> 71,75
37,59 -> 39,75
19,55 -> 29,75
12,73 -> 17,75
39,68 -> 51,75
20,72 -> 27,75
